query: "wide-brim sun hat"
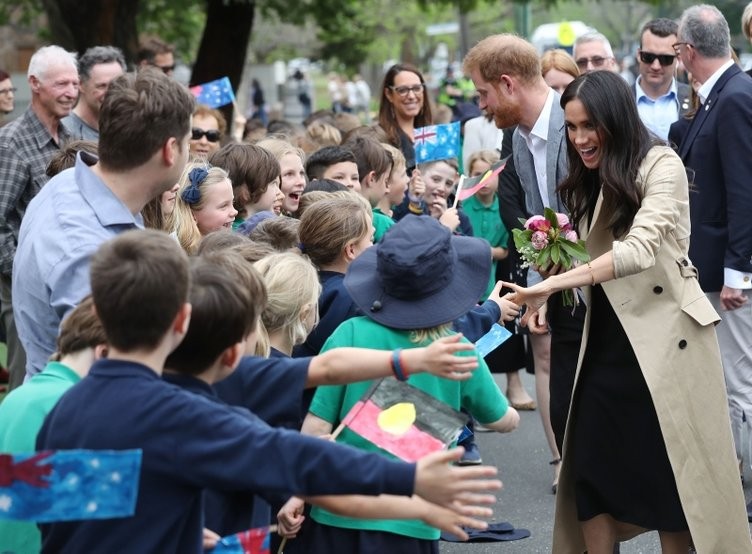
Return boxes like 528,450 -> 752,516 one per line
344,214 -> 491,329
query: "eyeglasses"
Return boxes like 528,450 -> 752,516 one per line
575,56 -> 613,70
0,87 -> 17,95
638,51 -> 677,66
389,84 -> 425,97
671,42 -> 692,55
191,128 -> 221,142
151,63 -> 176,74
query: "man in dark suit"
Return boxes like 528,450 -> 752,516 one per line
676,4 -> 752,513
633,18 -> 691,141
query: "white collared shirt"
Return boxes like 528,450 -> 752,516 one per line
517,88 -> 555,208
697,59 -> 734,104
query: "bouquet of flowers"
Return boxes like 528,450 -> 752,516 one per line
512,207 -> 590,306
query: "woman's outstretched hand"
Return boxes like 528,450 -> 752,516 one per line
501,281 -> 553,327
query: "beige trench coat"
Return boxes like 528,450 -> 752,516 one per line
552,146 -> 752,553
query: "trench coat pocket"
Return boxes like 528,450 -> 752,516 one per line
681,293 -> 720,326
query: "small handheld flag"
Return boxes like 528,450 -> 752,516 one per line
190,77 -> 236,109
0,449 -> 141,522
475,323 -> 513,358
341,378 -> 468,462
455,157 -> 509,203
414,122 -> 460,165
210,525 -> 271,554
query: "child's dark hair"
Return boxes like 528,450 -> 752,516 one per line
46,140 -> 99,177
303,178 -> 349,194
344,136 -> 393,182
247,217 -> 300,251
209,143 -> 281,213
52,295 -> 107,361
164,251 -> 266,375
89,229 -> 190,352
196,230 -> 251,255
305,145 -> 357,180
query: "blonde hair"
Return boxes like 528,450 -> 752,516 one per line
382,143 -> 406,173
297,190 -> 335,218
463,34 -> 541,86
410,324 -> 453,344
540,49 -> 580,80
467,149 -> 500,175
169,162 -> 231,254
304,120 -> 342,150
253,252 -> 321,356
256,136 -> 306,165
298,196 -> 372,267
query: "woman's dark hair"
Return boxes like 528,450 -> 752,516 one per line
558,71 -> 654,237
377,64 -> 433,147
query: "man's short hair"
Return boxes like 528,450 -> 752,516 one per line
305,145 -> 357,180
78,46 -> 126,82
164,251 -> 266,375
640,18 -> 679,47
98,68 -> 195,171
574,31 -> 615,58
463,34 -> 541,86
137,37 -> 174,65
27,45 -> 77,81
54,295 -> 107,360
679,4 -> 730,59
90,229 -> 190,352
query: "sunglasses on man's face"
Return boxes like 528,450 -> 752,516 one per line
191,128 -> 221,142
639,51 -> 677,66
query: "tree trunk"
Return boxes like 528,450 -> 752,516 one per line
191,0 -> 256,130
40,0 -> 140,63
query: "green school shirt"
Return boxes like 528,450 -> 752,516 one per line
308,317 -> 508,540
372,208 -> 395,242
0,361 -> 82,554
462,193 -> 509,300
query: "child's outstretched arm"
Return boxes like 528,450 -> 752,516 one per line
277,492 -> 493,541
306,334 -> 478,387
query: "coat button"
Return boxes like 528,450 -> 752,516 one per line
682,259 -> 688,266
678,339 -> 687,349
653,285 -> 663,294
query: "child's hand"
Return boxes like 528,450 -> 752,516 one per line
404,334 -> 478,380
437,205 -> 460,231
409,169 -> 425,197
202,528 -> 220,550
277,496 -> 306,538
487,282 -> 521,323
414,495 -> 492,540
414,449 -> 501,509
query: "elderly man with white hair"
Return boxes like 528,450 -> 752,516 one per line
0,45 -> 79,391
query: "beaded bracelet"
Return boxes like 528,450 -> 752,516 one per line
391,349 -> 408,381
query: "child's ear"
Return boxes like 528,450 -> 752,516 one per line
94,344 -> 109,360
173,302 -> 192,337
220,342 -> 244,371
364,170 -> 376,189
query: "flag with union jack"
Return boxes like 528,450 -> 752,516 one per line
190,77 -> 236,109
414,122 -> 460,165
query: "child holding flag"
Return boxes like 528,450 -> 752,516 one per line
282,215 -> 520,553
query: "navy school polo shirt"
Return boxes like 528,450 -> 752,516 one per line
37,359 -> 415,553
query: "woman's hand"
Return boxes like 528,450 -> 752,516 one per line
502,281 -> 553,327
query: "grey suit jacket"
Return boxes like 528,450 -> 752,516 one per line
511,94 -> 569,217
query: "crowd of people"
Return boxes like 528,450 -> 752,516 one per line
0,2 -> 751,552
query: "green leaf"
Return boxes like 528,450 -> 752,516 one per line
512,228 -> 531,250
536,247 -> 551,268
550,244 -> 561,265
544,207 -> 558,228
560,240 -> 591,262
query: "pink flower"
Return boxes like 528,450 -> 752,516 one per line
564,230 -> 578,242
531,231 -> 549,250
525,215 -> 550,232
556,212 -> 571,230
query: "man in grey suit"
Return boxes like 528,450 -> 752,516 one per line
464,34 -> 578,495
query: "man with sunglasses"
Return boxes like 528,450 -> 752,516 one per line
633,18 -> 690,141
573,32 -> 619,74
137,37 -> 176,77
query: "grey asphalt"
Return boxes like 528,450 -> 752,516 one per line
437,371 -> 750,554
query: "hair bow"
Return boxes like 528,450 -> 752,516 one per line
181,167 -> 209,205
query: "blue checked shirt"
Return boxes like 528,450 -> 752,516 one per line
0,107 -> 70,276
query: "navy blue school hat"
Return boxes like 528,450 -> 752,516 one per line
344,214 -> 491,329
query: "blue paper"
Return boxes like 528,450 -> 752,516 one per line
414,122 -> 460,164
474,323 -> 512,358
0,449 -> 141,522
190,77 -> 236,109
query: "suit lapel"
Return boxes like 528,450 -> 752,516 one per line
679,64 -> 740,159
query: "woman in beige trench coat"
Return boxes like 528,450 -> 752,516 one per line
506,71 -> 751,553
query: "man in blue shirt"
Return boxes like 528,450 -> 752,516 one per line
13,68 -> 195,378
633,18 -> 691,141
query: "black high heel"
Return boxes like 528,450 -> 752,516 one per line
550,458 -> 561,494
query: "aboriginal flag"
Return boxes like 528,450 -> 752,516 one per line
342,378 -> 468,462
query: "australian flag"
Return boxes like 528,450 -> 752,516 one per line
190,77 -> 236,109
414,122 -> 460,165
0,450 -> 141,522
210,526 -> 271,554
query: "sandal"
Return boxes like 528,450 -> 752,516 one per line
550,458 -> 561,494
509,398 -> 537,411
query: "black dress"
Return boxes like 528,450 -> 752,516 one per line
571,283 -> 688,531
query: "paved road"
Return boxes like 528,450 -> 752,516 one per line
438,372 -> 752,553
